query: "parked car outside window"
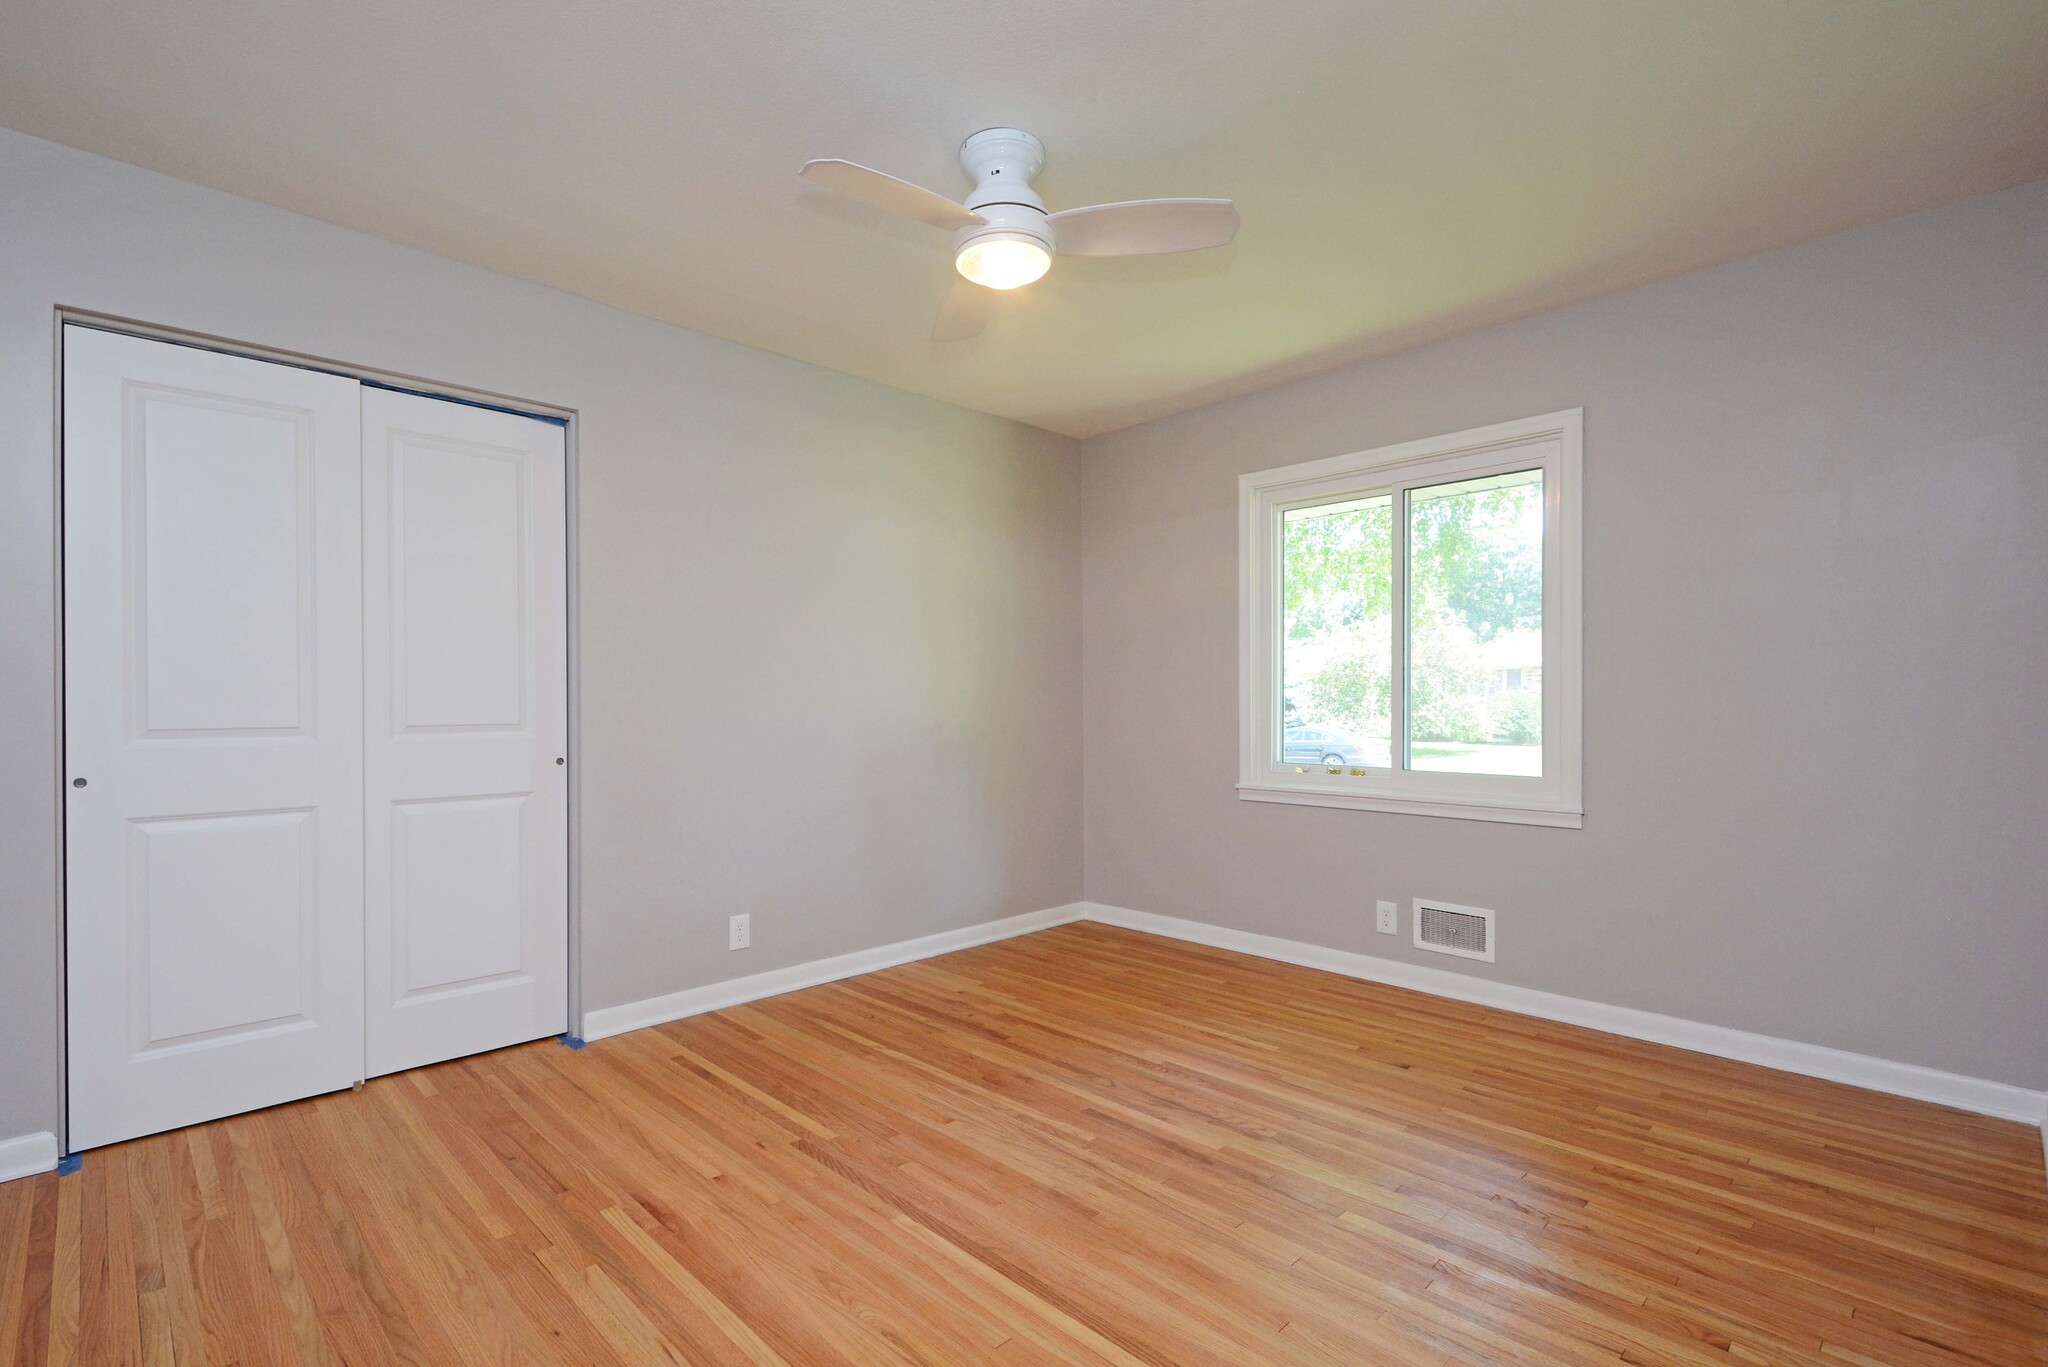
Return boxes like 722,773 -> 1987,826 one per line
1282,726 -> 1376,766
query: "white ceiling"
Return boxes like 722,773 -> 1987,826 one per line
4,2 -> 2044,437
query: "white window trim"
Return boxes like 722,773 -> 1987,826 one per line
1238,408 -> 1583,828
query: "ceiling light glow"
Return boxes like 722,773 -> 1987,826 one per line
956,234 -> 1052,290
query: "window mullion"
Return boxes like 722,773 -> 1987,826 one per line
1390,482 -> 1410,776
1268,500 -> 1286,765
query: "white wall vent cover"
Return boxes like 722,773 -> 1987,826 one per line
1413,900 -> 1496,962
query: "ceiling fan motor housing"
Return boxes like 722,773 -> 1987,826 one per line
955,127 -> 1055,257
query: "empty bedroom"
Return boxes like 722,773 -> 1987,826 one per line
0,1 -> 2044,1362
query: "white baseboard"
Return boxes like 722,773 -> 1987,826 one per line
0,1131 -> 59,1184
19,899 -> 2031,1186
576,897 -> 2044,1131
1082,903 -> 2048,1127
581,904 -> 1089,1042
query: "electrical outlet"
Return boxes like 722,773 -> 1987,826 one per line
728,914 -> 750,951
1375,900 -> 1398,935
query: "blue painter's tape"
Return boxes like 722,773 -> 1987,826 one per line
558,1033 -> 587,1050
56,1152 -> 82,1176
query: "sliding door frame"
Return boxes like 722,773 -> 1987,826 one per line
50,308 -> 585,1159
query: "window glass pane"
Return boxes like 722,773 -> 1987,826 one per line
1406,469 -> 1543,776
1281,494 -> 1393,768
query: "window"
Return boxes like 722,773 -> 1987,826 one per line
1240,410 -> 1581,826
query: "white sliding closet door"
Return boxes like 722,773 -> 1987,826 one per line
360,388 -> 568,1077
64,327 -> 367,1151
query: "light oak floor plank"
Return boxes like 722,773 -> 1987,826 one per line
4,923 -> 2043,1365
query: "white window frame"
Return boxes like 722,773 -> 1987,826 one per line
1238,409 -> 1582,828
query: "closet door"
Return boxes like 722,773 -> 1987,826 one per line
361,388 -> 568,1076
64,327 -> 366,1150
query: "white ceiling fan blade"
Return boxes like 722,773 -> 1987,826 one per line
933,276 -> 996,342
1046,198 -> 1239,257
800,159 -> 985,231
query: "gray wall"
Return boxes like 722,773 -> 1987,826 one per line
1082,180 -> 2048,1090
0,129 -> 1083,1143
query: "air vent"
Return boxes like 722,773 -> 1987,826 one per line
1413,900 -> 1495,962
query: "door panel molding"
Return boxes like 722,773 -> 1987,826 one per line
63,326 -> 365,1150
361,386 -> 569,1078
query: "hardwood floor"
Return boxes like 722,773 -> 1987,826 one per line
3,922 -> 2044,1365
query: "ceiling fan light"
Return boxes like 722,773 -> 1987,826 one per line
956,234 -> 1052,290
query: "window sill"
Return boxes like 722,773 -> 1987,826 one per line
1235,783 -> 1583,828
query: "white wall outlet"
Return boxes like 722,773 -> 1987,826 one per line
728,913 -> 751,951
1375,900 -> 1398,935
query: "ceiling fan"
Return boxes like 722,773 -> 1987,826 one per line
800,128 -> 1239,341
